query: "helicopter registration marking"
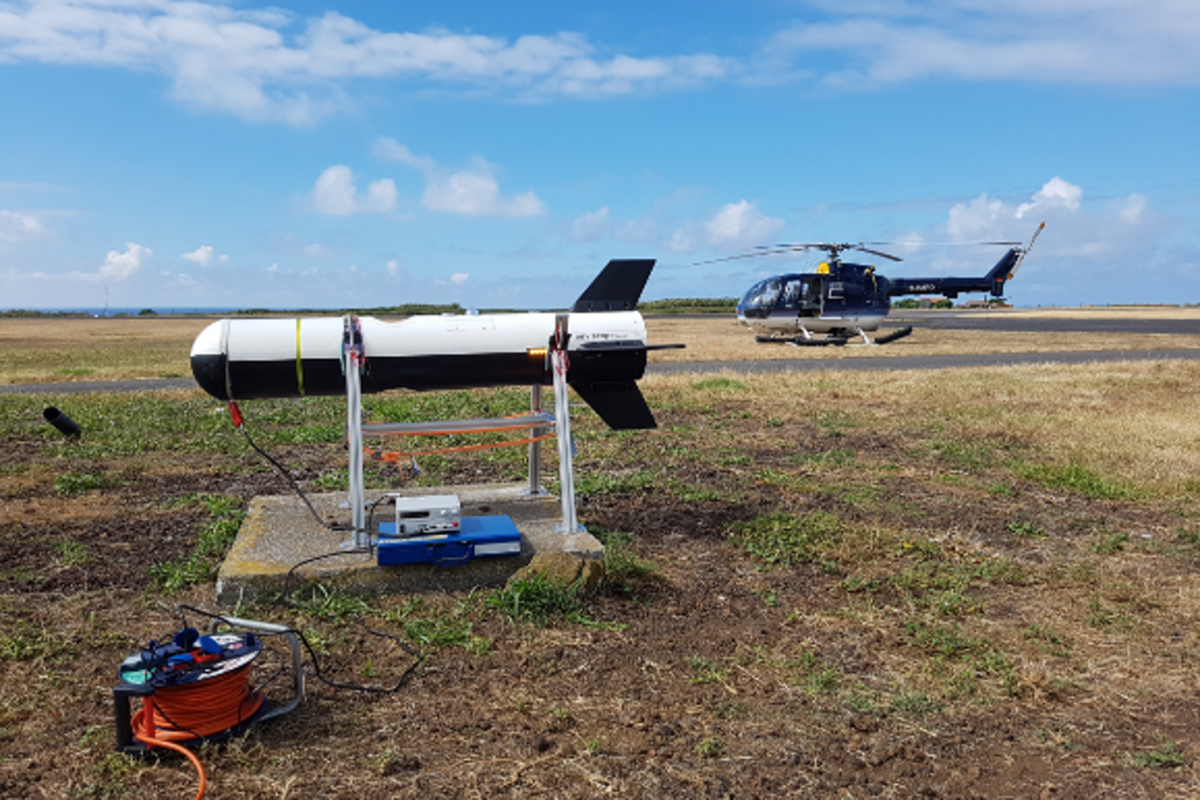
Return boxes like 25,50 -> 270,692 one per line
908,283 -> 937,292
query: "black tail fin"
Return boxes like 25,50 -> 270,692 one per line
571,259 -> 655,312
984,248 -> 1021,297
572,381 -> 657,430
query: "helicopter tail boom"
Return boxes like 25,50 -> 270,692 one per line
887,247 -> 1021,300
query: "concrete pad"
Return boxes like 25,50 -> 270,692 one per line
216,483 -> 603,605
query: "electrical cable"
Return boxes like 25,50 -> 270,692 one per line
179,603 -> 423,695
227,401 -> 343,532
218,405 -> 424,689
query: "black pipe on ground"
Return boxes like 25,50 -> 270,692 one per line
43,407 -> 81,437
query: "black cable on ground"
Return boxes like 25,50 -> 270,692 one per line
179,604 -> 423,695
237,423 -> 338,531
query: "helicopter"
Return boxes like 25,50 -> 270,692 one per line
702,223 -> 1044,345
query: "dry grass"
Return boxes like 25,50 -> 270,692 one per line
646,357 -> 1200,498
0,317 -> 210,383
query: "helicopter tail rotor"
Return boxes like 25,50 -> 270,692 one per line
1008,222 -> 1045,280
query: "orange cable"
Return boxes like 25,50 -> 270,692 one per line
365,432 -> 556,462
364,413 -> 553,438
130,664 -> 264,800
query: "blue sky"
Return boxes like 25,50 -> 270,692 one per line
1,0 -> 1198,310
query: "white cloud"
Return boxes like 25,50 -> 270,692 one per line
0,2 -> 731,123
180,244 -> 226,266
913,176 -> 1182,304
0,209 -> 47,243
1016,176 -> 1082,219
312,166 -> 396,216
386,258 -> 400,277
373,137 -> 436,173
946,177 -> 1082,241
77,242 -> 151,283
570,206 -> 611,241
422,168 -> 543,217
946,194 -> 1008,240
760,1 -> 1200,87
450,272 -> 469,285
379,144 -> 545,218
706,200 -> 786,244
670,200 -> 786,253
1119,193 -> 1147,224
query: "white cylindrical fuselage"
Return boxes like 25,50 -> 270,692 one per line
190,311 -> 649,400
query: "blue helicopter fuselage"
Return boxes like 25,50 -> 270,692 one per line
737,262 -> 893,336
737,247 -> 1021,338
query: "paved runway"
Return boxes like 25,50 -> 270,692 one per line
883,309 -> 1200,335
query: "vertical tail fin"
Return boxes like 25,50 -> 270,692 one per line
571,259 -> 655,312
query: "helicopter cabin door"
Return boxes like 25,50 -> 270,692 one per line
781,277 -> 821,318
825,278 -> 850,315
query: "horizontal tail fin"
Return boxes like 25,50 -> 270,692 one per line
571,259 -> 655,312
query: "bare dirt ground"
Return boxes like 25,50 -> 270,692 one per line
3,315 -> 1200,799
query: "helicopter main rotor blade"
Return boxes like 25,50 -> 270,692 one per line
692,247 -> 812,266
853,245 -> 903,262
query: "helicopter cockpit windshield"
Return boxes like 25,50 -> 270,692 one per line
739,275 -> 822,319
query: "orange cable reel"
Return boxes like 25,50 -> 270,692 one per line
114,628 -> 269,800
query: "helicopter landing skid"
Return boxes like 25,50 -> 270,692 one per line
874,326 -> 913,345
756,335 -> 848,346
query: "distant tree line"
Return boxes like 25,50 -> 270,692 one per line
235,303 -> 469,317
891,298 -> 1008,310
638,298 -> 737,314
1,310 -> 97,318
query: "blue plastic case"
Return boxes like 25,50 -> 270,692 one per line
376,515 -> 522,566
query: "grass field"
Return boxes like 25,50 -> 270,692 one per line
2,311 -> 1200,797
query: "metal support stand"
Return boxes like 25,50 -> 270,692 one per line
209,616 -> 305,721
341,316 -> 370,551
524,384 -> 548,496
339,313 -> 580,539
552,315 -> 584,534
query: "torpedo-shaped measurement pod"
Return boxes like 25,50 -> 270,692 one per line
190,259 -> 672,430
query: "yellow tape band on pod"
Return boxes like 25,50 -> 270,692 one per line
295,318 -> 306,396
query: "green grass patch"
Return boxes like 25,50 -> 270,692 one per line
591,529 -> 658,594
729,510 -> 842,570
1092,532 -> 1129,554
487,573 -> 610,628
691,377 -> 747,392
890,691 -> 944,718
572,469 -> 659,496
53,537 -> 91,567
148,496 -> 245,594
1133,741 -> 1186,769
1013,461 -> 1138,500
1006,520 -> 1046,538
54,471 -> 107,496
1,621 -> 73,661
